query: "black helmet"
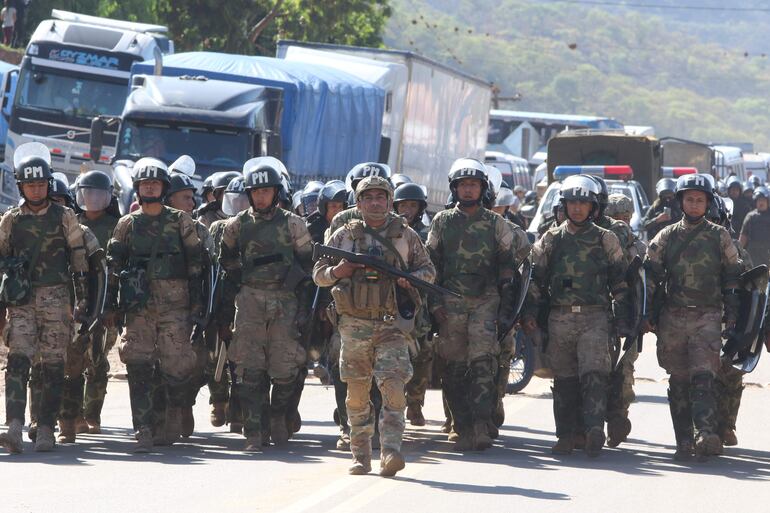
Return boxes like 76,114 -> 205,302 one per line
14,156 -> 52,184
393,183 -> 427,207
50,176 -> 73,204
656,178 -> 676,197
167,173 -> 197,196
586,175 -> 609,216
213,171 -> 242,193
725,175 -> 742,192
201,174 -> 216,197
560,175 -> 600,225
318,180 -> 348,216
707,195 -> 730,228
301,180 -> 325,215
675,173 -> 714,201
222,176 -> 249,216
391,173 -> 413,190
753,186 -> 769,202
77,170 -> 113,192
448,157 -> 488,206
244,164 -> 283,190
346,162 -> 392,192
132,157 -> 170,204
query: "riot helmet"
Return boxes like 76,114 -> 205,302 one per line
222,176 -> 249,216
587,174 -> 609,217
655,178 -> 677,198
50,175 -> 74,208
345,162 -> 392,193
725,175 -> 743,194
14,142 -> 53,204
243,158 -> 285,213
743,180 -> 755,194
750,175 -> 762,188
169,155 -> 195,177
291,190 -> 303,215
212,171 -> 242,198
675,173 -> 713,222
493,187 -> 515,208
448,157 -> 488,207
318,180 -> 348,217
76,170 -> 113,212
753,186 -> 770,211
301,180 -> 325,215
132,157 -> 170,204
390,173 -> 413,190
559,175 -> 600,226
393,182 -> 428,223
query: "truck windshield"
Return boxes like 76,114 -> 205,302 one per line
116,120 -> 250,170
15,65 -> 126,118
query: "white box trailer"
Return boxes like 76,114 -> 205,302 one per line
276,40 -> 491,212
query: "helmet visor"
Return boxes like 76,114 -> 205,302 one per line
76,188 -> 111,212
222,191 -> 250,216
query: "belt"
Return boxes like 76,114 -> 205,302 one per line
551,305 -> 607,313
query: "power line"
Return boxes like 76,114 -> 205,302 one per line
547,0 -> 770,12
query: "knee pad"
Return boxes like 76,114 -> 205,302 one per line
346,379 -> 373,411
5,354 -> 31,380
379,378 -> 407,410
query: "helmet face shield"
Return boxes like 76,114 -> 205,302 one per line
76,188 -> 112,212
222,191 -> 250,216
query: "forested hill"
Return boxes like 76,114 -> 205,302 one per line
384,0 -> 770,150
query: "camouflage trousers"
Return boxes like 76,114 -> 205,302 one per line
4,285 -> 72,427
187,329 -> 230,408
656,307 -> 721,380
547,308 -> 611,378
230,286 -> 305,384
405,336 -> 433,409
60,325 -> 119,422
607,333 -> 638,420
716,357 -> 744,432
338,315 -> 413,454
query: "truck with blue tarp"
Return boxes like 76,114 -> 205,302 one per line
95,51 -> 384,208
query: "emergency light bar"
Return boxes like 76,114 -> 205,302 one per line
553,165 -> 633,181
661,167 -> 697,178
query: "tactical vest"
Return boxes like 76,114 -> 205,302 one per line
664,223 -> 724,308
127,209 -> 187,280
440,208 -> 498,297
548,225 -> 611,307
11,204 -> 69,286
79,212 -> 118,249
331,218 -> 407,319
239,208 -> 294,288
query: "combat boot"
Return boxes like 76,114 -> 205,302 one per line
75,417 -> 90,434
572,433 -> 586,451
721,428 -> 738,447
163,406 -> 183,445
210,401 -> 227,427
349,441 -> 372,475
473,421 -> 493,451
269,381 -> 294,446
57,418 -> 76,444
486,419 -> 499,440
691,372 -> 721,460
379,448 -> 406,477
133,427 -> 153,454
337,425 -> 351,450
606,416 -> 632,449
581,372 -> 608,458
244,434 -> 263,453
406,404 -> 426,427
668,379 -> 694,461
181,406 -> 194,438
85,420 -> 101,435
35,425 -> 56,452
551,377 -> 580,455
0,419 -> 24,454
440,418 -> 452,434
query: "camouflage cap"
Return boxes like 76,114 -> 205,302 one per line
355,175 -> 393,202
605,193 -> 633,217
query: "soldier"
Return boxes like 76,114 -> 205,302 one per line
196,171 -> 241,228
327,162 -> 392,240
739,186 -> 770,267
106,158 -> 203,453
218,158 -> 313,452
426,158 -> 517,452
307,180 -> 347,243
522,175 -> 631,457
643,178 -> 682,241
726,176 -> 751,234
54,171 -> 120,442
643,173 -> 741,461
0,142 -> 89,454
313,175 -> 435,476
164,171 -> 217,438
300,180 -> 325,217
393,182 -> 432,426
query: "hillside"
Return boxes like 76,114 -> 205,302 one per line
384,0 -> 770,150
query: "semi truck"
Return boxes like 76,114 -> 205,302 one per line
91,51 -> 385,211
276,40 -> 491,212
1,10 -> 173,182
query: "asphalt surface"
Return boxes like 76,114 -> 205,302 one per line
2,333 -> 770,512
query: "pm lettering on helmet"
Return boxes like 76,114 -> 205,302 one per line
457,168 -> 479,177
692,175 -> 706,187
251,171 -> 269,185
362,165 -> 379,176
139,166 -> 158,179
571,186 -> 589,197
23,166 -> 44,179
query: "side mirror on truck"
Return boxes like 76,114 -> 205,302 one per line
89,116 -> 106,163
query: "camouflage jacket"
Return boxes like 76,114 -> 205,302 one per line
0,201 -> 88,287
219,206 -> 313,289
596,215 -> 634,263
78,212 -> 119,250
197,204 -> 228,229
313,213 -> 435,320
645,218 -> 741,311
505,216 -> 532,263
107,206 -> 203,289
739,209 -> 770,267
523,221 -> 629,321
426,205 -> 516,298
326,206 -> 361,243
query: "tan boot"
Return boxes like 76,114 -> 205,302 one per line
379,449 -> 405,477
696,432 -> 722,460
210,402 -> 227,427
133,427 -> 153,454
57,419 -> 76,444
585,427 -> 606,458
406,405 -> 426,427
721,428 -> 738,447
473,422 -> 493,451
35,425 -> 56,452
349,453 -> 372,475
441,418 -> 452,434
336,426 -> 351,450
551,435 -> 575,455
452,431 -> 475,452
0,419 -> 24,454
606,417 -> 631,448
75,417 -> 90,434
244,434 -> 263,453
181,406 -> 194,438
85,419 -> 101,434
164,407 -> 182,445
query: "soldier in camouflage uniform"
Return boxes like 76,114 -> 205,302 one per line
218,159 -> 313,452
106,158 -> 203,453
426,158 -> 517,452
196,171 -> 241,228
393,182 -> 433,427
739,186 -> 770,267
0,143 -> 89,454
522,175 -> 631,457
643,173 -> 741,461
54,171 -> 119,443
325,162 -> 392,241
164,171 -> 217,438
313,175 -> 435,476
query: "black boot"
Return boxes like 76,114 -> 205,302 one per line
469,357 -> 496,450
126,363 -> 155,451
581,371 -> 608,457
691,372 -> 721,459
552,377 -> 580,455
269,381 -> 296,446
443,362 -> 473,451
668,378 -> 694,461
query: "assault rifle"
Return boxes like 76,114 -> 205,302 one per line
311,243 -> 461,298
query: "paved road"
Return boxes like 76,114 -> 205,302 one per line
2,335 -> 770,512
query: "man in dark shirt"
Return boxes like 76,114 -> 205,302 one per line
739,186 -> 770,267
